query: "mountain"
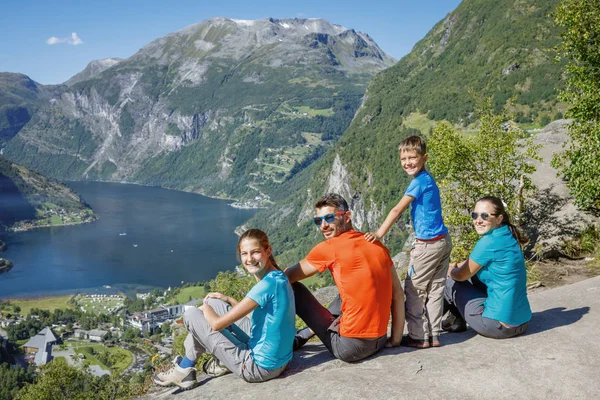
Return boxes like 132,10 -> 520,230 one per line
64,58 -> 123,86
246,0 -> 567,265
0,156 -> 96,232
0,73 -> 58,145
2,17 -> 394,203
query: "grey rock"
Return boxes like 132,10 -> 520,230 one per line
142,276 -> 600,399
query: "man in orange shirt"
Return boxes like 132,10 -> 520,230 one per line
285,193 -> 405,362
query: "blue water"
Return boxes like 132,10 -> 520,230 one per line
0,181 -> 256,298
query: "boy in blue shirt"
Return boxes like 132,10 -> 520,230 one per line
365,135 -> 451,348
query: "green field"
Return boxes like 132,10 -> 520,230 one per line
173,286 -> 206,304
72,343 -> 133,373
11,295 -> 75,314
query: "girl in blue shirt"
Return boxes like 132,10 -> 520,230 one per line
443,196 -> 531,339
155,229 -> 295,389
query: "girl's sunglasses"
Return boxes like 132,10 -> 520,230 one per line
313,211 -> 346,226
471,212 -> 498,221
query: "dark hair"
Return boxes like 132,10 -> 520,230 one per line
476,196 -> 528,245
236,229 -> 281,271
315,193 -> 349,212
399,135 -> 427,155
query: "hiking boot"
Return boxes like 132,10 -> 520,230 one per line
430,335 -> 440,347
154,356 -> 197,389
202,356 -> 231,377
400,335 -> 430,349
442,313 -> 467,333
293,327 -> 313,351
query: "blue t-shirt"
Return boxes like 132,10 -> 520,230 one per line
470,224 -> 532,326
404,170 -> 448,240
245,269 -> 295,370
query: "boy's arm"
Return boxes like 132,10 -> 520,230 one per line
365,195 -> 414,242
386,265 -> 405,347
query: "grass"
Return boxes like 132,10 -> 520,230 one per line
72,343 -> 133,373
11,295 -> 75,315
173,286 -> 206,304
402,112 -> 439,134
295,106 -> 334,117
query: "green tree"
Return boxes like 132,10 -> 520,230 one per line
207,271 -> 254,302
552,0 -> 600,210
428,97 -> 541,259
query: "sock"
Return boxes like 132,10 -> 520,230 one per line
178,356 -> 197,369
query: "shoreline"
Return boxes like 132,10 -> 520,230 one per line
9,217 -> 97,233
64,178 -> 268,210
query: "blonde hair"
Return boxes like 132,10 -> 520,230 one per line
398,135 -> 427,156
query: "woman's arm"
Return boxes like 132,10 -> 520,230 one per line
365,195 -> 413,242
449,258 -> 483,281
200,297 -> 258,331
204,292 -> 239,307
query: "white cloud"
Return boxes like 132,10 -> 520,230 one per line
46,32 -> 84,46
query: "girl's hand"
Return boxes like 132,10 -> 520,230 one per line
364,232 -> 380,242
447,262 -> 458,277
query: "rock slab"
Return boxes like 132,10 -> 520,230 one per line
144,276 -> 600,399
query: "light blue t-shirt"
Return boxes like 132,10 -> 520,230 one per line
245,269 -> 295,370
404,170 -> 448,240
470,224 -> 532,326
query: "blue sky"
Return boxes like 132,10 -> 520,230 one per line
0,0 -> 462,85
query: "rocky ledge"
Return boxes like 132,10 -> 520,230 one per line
143,276 -> 600,399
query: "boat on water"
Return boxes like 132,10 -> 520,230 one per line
133,244 -> 138,247
119,233 -> 127,236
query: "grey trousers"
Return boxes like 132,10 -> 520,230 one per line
405,236 -> 452,340
444,275 -> 529,339
183,298 -> 286,382
292,282 -> 387,362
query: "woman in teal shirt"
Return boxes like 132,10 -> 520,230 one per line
443,196 -> 531,338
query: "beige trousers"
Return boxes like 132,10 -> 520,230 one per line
405,236 -> 452,339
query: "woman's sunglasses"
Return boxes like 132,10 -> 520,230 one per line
471,212 -> 499,221
313,211 -> 346,226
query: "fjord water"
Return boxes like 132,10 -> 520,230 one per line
0,182 -> 256,298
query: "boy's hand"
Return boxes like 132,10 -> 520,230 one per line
385,336 -> 402,348
364,232 -> 381,242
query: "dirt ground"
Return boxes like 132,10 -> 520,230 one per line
528,256 -> 599,291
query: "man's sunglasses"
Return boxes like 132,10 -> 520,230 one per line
471,212 -> 499,221
313,211 -> 346,226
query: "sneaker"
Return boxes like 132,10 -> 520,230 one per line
154,356 -> 197,389
293,327 -> 313,351
400,335 -> 430,349
442,313 -> 467,333
293,335 -> 309,351
202,356 -> 231,377
430,335 -> 440,347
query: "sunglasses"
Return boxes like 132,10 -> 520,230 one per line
313,211 -> 346,226
471,212 -> 499,221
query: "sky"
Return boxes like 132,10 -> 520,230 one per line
0,0 -> 462,85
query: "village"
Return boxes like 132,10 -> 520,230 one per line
0,288 -> 203,378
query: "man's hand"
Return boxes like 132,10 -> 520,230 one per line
364,232 -> 381,242
385,337 -> 402,348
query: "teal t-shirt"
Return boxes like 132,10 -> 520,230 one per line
245,269 -> 295,370
470,224 -> 532,326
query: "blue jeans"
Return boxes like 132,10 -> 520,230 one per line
444,275 -> 528,339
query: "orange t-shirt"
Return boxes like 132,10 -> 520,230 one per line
305,230 -> 393,338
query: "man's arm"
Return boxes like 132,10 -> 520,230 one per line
365,195 -> 414,242
285,259 -> 320,284
387,265 -> 405,347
